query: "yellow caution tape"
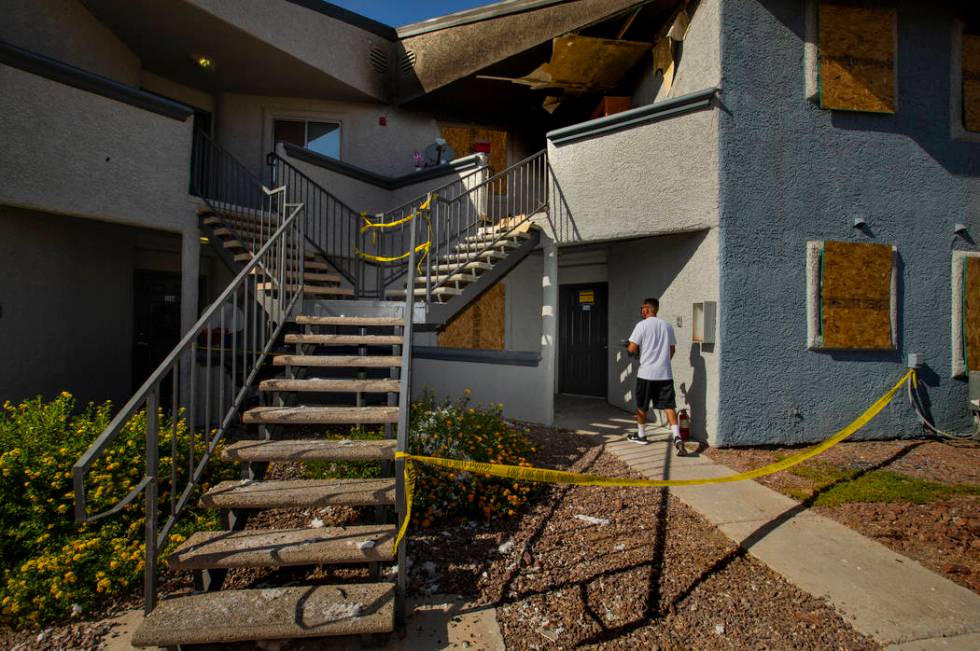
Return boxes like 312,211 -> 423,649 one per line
392,369 -> 915,553
355,194 -> 434,271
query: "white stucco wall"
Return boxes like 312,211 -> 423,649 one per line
632,0 -> 722,105
546,107 -> 720,242
606,229 -> 721,444
188,0 -> 389,101
217,93 -> 443,179
0,207 -> 136,406
0,66 -> 196,234
141,71 -> 216,113
0,0 -> 141,85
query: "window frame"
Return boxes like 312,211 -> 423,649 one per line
263,108 -> 346,163
951,20 -> 980,143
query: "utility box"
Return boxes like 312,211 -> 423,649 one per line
692,301 -> 717,344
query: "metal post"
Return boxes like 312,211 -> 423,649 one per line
143,387 -> 160,614
395,211 -> 417,626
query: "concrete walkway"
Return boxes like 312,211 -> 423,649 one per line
555,397 -> 980,651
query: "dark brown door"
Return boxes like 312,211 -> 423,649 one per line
133,271 -> 182,394
559,283 -> 608,396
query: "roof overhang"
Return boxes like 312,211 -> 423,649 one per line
80,0 -> 391,102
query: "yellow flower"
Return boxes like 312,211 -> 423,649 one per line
60,390 -> 72,399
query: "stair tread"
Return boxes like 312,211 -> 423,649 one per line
294,316 -> 404,327
168,524 -> 396,570
250,270 -> 341,283
255,283 -> 355,296
260,378 -> 401,393
200,478 -> 396,509
453,240 -> 520,252
273,355 -> 402,367
131,582 -> 394,647
243,406 -> 399,424
440,250 -> 506,262
385,287 -> 463,297
463,232 -> 530,243
415,272 -> 478,285
224,438 -> 396,462
432,261 -> 492,273
284,334 -> 402,345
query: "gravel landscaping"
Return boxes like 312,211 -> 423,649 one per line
410,426 -> 879,650
707,439 -> 980,594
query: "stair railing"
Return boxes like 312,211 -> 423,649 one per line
73,187 -> 306,614
193,130 -> 283,258
378,150 -> 549,303
267,151 -> 492,299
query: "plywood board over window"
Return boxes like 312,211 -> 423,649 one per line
437,283 -> 505,350
806,240 -> 897,350
964,34 -> 980,132
440,126 -> 508,193
818,4 -> 896,113
951,252 -> 980,376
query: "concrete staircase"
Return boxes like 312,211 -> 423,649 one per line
201,206 -> 355,299
131,310 -> 406,648
385,219 -> 534,303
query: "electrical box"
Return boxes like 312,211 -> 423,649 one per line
692,301 -> 717,344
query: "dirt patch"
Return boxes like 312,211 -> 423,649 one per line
411,426 -> 878,650
707,440 -> 980,594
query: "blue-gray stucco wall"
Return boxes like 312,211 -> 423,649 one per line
716,0 -> 980,445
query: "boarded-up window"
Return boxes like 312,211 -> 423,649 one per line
437,283 -> 505,350
818,4 -> 896,113
819,241 -> 895,350
440,126 -> 508,193
964,33 -> 980,132
951,253 -> 980,376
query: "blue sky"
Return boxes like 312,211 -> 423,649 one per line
328,1 -> 498,27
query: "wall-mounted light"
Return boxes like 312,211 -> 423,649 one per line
954,223 -> 968,236
196,56 -> 214,70
852,216 -> 866,229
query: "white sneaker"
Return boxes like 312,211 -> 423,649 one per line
627,432 -> 650,445
673,437 -> 686,456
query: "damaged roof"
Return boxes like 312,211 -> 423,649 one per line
392,0 -> 658,104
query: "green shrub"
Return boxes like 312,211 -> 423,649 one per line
0,393 -> 235,627
408,392 -> 537,527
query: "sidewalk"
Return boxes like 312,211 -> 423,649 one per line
555,397 -> 980,651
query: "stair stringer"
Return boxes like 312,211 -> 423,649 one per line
423,228 -> 541,327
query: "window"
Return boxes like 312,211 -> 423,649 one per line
273,119 -> 341,159
806,240 -> 897,350
817,4 -> 897,113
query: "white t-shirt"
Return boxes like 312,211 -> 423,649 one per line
628,316 -> 676,381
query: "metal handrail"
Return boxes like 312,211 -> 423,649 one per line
73,186 -> 306,613
378,150 -> 548,302
268,150 -> 491,298
194,130 -> 284,261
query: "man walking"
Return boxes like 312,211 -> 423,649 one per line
627,297 -> 685,455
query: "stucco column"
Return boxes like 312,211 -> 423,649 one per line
540,234 -> 558,425
180,229 -> 199,335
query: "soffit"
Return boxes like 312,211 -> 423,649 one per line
80,0 -> 381,102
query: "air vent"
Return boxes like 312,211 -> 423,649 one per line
399,49 -> 417,73
369,47 -> 388,74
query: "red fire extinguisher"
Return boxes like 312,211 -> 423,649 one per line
678,409 -> 690,442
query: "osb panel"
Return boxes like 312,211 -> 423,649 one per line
437,283 -> 505,350
821,240 -> 893,349
964,34 -> 980,133
965,257 -> 980,371
440,126 -> 508,193
819,4 -> 896,113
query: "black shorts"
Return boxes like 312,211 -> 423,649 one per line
636,378 -> 676,411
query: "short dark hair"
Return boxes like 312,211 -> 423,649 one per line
643,297 -> 659,312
